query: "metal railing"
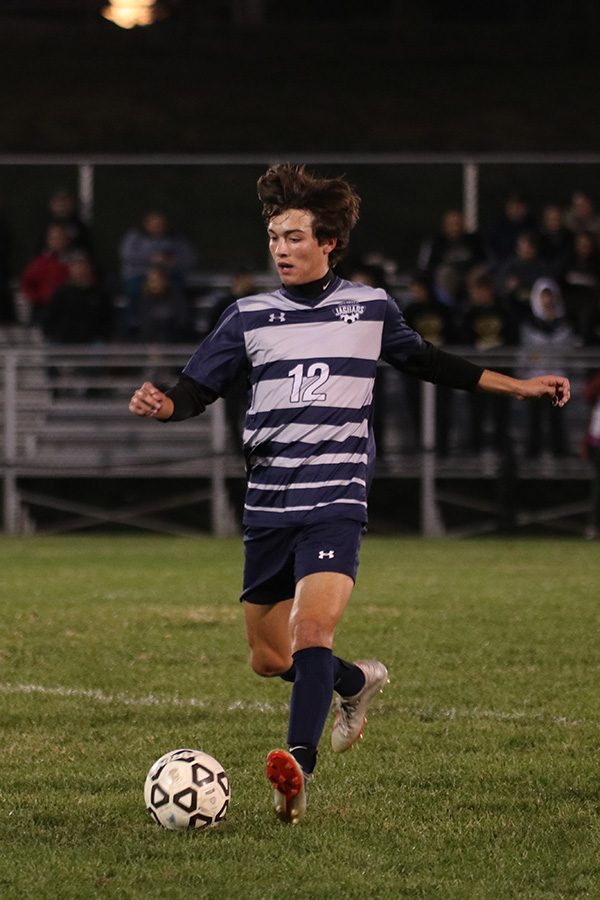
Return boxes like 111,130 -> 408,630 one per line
2,342 -> 598,537
3,151 -> 600,233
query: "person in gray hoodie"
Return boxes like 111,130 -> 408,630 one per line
521,278 -> 576,457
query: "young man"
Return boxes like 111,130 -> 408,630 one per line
129,164 -> 571,824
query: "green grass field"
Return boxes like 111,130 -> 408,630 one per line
1,535 -> 600,899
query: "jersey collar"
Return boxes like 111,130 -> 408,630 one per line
279,270 -> 340,305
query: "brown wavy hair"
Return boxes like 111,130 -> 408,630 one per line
257,163 -> 360,266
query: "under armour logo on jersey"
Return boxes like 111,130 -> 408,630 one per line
268,312 -> 286,322
318,550 -> 335,559
334,303 -> 365,324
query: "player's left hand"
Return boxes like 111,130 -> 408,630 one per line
522,375 -> 571,407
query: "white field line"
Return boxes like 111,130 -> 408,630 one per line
407,705 -> 597,730
0,682 -> 596,729
0,682 -> 286,714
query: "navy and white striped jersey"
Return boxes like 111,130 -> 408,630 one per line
183,276 -> 425,527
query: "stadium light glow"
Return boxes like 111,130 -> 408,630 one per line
101,1 -> 161,29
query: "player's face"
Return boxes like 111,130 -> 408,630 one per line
267,209 -> 336,286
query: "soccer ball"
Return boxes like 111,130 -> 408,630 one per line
144,748 -> 230,830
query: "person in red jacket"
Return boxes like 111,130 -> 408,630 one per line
20,223 -> 71,324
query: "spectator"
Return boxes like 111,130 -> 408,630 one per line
496,231 -> 550,323
485,191 -> 536,269
565,191 -> 600,239
119,209 -> 196,301
207,269 -> 258,332
520,278 -> 576,458
583,369 -> 600,540
37,188 -> 92,253
403,273 -> 456,345
403,274 -> 455,455
20,223 -> 71,325
460,271 -> 516,455
539,203 -> 573,279
418,208 -> 485,306
135,264 -> 190,343
562,230 -> 600,342
42,252 -> 112,344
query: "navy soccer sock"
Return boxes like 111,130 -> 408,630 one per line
279,665 -> 295,683
333,657 -> 366,697
286,647 -> 334,774
280,655 -> 365,697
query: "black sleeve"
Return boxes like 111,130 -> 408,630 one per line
402,341 -> 484,391
162,375 -> 219,421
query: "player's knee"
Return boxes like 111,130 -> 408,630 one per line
249,650 -> 289,678
291,617 -> 334,652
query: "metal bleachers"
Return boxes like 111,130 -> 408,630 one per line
0,335 -> 242,535
1,331 -> 598,537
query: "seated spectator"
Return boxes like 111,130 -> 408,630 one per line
417,208 -> 485,306
207,268 -> 258,332
459,271 -> 517,455
520,278 -> 576,458
564,190 -> 600,239
20,223 -> 72,325
539,203 -> 573,278
37,188 -> 92,252
403,273 -> 456,345
135,264 -> 190,343
42,252 -> 112,344
485,191 -> 536,270
119,209 -> 196,303
461,270 -> 517,350
562,230 -> 600,341
495,231 -> 550,323
403,274 -> 456,455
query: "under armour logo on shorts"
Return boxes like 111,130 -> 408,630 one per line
318,550 -> 335,559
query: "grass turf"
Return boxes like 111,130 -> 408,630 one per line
1,535 -> 600,899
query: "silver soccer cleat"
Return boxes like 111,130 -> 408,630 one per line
331,659 -> 389,753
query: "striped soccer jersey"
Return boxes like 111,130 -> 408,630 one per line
183,276 -> 425,527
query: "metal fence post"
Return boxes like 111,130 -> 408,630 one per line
420,380 -> 445,537
462,160 -> 479,233
78,162 -> 95,225
210,399 -> 238,537
2,350 -> 20,534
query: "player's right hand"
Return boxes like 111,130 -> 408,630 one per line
129,382 -> 167,417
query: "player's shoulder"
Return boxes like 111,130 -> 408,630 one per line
331,278 -> 389,303
236,289 -> 289,313
325,278 -> 393,321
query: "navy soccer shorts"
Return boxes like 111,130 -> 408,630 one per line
240,519 -> 364,605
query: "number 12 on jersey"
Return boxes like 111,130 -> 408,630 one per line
288,363 -> 330,403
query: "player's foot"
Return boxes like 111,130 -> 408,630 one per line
265,749 -> 309,824
331,659 -> 389,753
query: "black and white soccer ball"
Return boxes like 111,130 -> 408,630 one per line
144,748 -> 230,830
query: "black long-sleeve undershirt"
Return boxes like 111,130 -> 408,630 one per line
162,344 -> 483,422
401,341 -> 484,390
164,376 -> 218,420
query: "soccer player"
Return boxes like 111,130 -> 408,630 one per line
129,164 -> 570,824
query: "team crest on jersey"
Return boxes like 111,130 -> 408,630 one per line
334,303 -> 365,324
